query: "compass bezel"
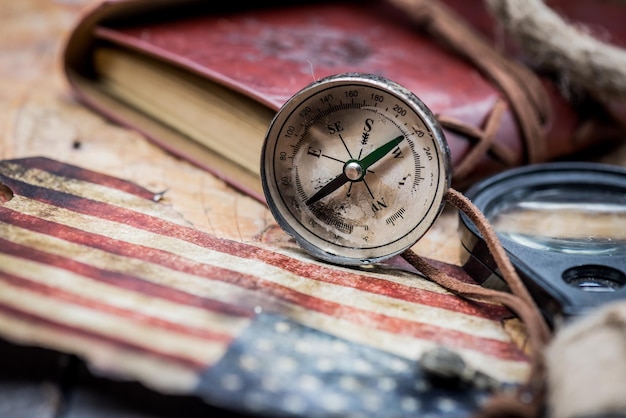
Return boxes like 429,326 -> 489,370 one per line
261,73 -> 451,265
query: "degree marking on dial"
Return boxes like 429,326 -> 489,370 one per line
386,207 -> 406,226
309,205 -> 353,234
294,166 -> 308,202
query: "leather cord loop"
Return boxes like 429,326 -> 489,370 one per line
386,0 -> 551,179
402,188 -> 552,418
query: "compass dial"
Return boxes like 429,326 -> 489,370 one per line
261,73 -> 451,265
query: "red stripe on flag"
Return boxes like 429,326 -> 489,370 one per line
0,232 -> 527,361
2,157 -> 156,200
0,182 -> 511,320
0,235 -> 254,318
0,271 -> 236,343
0,303 -> 208,370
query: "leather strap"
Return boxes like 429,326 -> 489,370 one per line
387,0 -> 551,180
403,188 -> 552,418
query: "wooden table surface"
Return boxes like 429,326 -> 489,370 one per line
2,1 -> 625,417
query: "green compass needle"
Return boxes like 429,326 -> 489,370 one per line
305,135 -> 404,206
360,135 -> 404,170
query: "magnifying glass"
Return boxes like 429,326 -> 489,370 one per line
458,162 -> 626,328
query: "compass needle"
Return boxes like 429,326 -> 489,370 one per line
306,135 -> 404,206
261,73 -> 450,265
306,172 -> 349,206
360,135 -> 404,170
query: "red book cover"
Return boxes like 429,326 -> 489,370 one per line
63,0 -> 626,202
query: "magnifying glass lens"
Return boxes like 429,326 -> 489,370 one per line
486,187 -> 626,255
460,163 -> 626,322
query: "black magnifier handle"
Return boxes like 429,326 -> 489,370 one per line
458,162 -> 626,328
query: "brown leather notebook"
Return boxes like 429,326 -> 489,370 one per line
63,0 -> 626,203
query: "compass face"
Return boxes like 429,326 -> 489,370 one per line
261,73 -> 451,265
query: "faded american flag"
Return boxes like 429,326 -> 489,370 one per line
0,157 -> 528,417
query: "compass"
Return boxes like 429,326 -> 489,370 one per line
261,73 -> 451,265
